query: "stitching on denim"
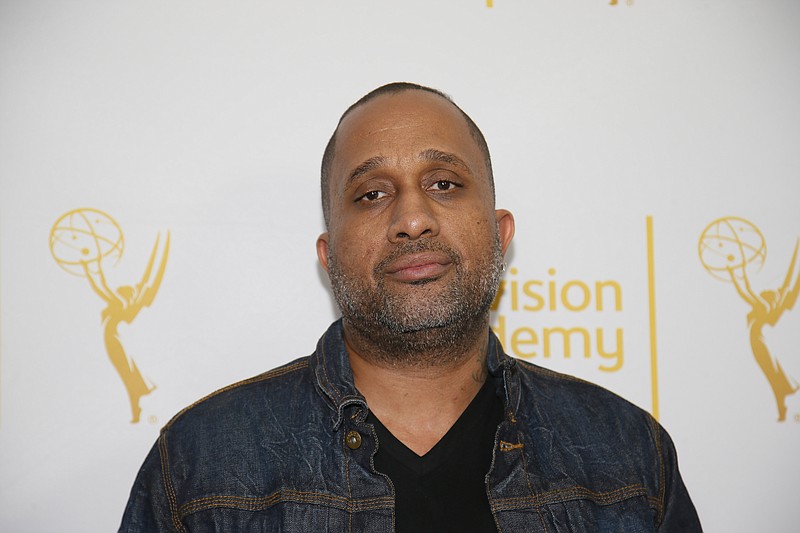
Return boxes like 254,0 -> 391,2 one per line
163,360 -> 309,430
177,491 -> 395,518
317,337 -> 349,431
650,415 -> 666,526
318,332 -> 342,406
485,415 -> 504,533
515,430 -> 549,532
179,493 -> 395,514
491,484 -> 650,511
158,433 -> 186,533
345,431 -> 353,533
366,422 -> 396,532
497,344 -> 517,423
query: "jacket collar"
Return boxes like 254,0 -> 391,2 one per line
486,328 -> 521,421
312,320 -> 367,431
312,319 -> 520,430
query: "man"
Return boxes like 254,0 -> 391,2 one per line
119,83 -> 701,532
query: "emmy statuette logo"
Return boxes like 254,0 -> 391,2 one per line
49,208 -> 170,423
699,217 -> 800,422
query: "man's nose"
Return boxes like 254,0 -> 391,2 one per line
387,190 -> 440,242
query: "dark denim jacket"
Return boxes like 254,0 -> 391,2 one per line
120,320 -> 701,532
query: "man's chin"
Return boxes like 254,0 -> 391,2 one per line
350,311 -> 488,367
378,316 -> 453,335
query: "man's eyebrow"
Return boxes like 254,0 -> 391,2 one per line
419,149 -> 471,173
345,150 -> 470,188
346,156 -> 388,188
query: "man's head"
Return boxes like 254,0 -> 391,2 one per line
316,83 -> 514,366
321,82 -> 495,228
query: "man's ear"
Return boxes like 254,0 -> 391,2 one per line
316,233 -> 330,272
495,209 -> 515,256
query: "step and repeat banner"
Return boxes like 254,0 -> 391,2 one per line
1,1 -> 798,531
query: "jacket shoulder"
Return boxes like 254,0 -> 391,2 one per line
162,355 -> 314,432
513,358 -> 653,423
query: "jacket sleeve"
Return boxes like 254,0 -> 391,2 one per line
118,437 -> 182,533
656,425 -> 702,532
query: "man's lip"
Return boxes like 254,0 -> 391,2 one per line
383,252 -> 453,282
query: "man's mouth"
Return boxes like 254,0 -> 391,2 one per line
382,252 -> 453,283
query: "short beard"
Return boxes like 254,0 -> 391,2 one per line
327,232 -> 503,368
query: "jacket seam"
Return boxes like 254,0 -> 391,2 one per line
158,433 -> 186,533
176,491 -> 395,518
650,415 -> 666,526
318,333 -> 343,406
516,429 -> 549,532
345,431 -> 353,533
490,483 -> 651,512
163,360 -> 309,430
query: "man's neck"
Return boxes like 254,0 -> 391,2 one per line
344,324 -> 490,456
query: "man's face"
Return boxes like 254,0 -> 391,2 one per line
317,90 -> 514,360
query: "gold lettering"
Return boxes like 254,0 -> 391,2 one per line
562,280 -> 591,311
491,314 -> 507,347
510,327 -> 538,358
597,328 -> 624,372
548,268 -> 557,310
522,280 -> 545,311
510,267 -> 519,311
596,280 -> 622,311
492,268 -> 623,314
543,327 -> 591,359
490,320 -> 625,371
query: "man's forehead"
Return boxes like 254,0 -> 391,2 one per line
332,91 -> 481,169
338,90 -> 468,136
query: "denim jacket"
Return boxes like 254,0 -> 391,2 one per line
119,320 -> 701,532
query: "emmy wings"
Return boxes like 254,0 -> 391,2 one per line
85,231 -> 171,324
122,231 -> 171,321
774,240 -> 800,319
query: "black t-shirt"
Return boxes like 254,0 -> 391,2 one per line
367,377 -> 504,533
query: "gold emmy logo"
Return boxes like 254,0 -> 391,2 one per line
699,217 -> 800,421
49,208 -> 170,423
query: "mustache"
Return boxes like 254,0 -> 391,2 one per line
374,240 -> 461,275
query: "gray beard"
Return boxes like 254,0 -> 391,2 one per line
327,233 -> 503,368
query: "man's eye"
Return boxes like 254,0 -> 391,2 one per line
359,190 -> 387,202
430,180 -> 457,191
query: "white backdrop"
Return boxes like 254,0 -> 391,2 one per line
1,1 -> 799,531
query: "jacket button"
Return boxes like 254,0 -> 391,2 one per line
345,430 -> 362,450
